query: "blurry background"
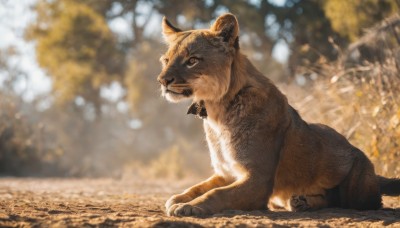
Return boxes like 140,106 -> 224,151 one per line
0,0 -> 399,179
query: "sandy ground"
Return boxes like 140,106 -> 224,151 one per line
0,178 -> 399,227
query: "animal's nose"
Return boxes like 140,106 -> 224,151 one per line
158,76 -> 175,86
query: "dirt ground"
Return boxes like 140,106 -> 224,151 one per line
0,178 -> 399,227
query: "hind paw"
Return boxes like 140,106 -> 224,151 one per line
290,195 -> 310,212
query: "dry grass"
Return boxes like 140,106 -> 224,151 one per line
282,57 -> 400,178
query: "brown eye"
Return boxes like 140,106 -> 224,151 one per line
186,57 -> 199,68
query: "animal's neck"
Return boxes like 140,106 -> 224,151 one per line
224,53 -> 250,102
203,53 -> 264,122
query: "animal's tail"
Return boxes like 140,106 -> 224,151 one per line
378,175 -> 400,196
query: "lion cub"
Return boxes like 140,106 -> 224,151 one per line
157,13 -> 400,217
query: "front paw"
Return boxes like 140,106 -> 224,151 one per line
165,194 -> 191,211
290,195 -> 310,212
167,203 -> 208,217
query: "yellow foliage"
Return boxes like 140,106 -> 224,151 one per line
29,0 -> 121,106
323,0 -> 399,41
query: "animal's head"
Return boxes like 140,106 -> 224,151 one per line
157,13 -> 240,103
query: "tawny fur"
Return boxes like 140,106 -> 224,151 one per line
157,13 -> 400,217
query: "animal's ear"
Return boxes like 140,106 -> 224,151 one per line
162,17 -> 182,43
210,13 -> 239,47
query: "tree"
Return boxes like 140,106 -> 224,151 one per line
323,0 -> 399,42
27,0 -> 125,119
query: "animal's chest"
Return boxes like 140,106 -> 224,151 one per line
204,120 -> 244,180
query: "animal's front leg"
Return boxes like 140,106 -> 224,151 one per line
168,177 -> 271,216
165,175 -> 228,212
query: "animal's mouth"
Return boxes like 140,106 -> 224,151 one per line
163,85 -> 193,97
166,89 -> 182,95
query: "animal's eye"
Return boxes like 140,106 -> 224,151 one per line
186,57 -> 199,68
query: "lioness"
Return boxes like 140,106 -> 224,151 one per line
157,13 -> 400,217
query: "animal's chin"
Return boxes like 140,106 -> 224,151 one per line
163,89 -> 193,103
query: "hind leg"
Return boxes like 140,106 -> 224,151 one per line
339,150 -> 382,210
289,194 -> 329,211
